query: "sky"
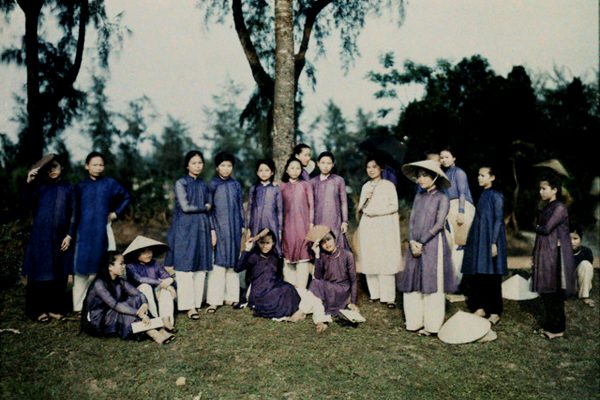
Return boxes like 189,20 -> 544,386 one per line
0,0 -> 598,160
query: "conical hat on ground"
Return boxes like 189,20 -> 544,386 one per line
534,159 -> 570,178
438,311 -> 492,344
123,235 -> 169,257
501,274 -> 539,301
401,160 -> 451,189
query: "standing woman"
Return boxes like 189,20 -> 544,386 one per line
531,173 -> 576,339
72,151 -> 131,314
22,154 -> 77,322
165,150 -> 213,320
461,166 -> 508,325
439,147 -> 474,286
399,160 -> 456,336
292,143 -> 314,181
357,155 -> 402,308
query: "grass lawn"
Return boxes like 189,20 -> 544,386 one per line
1,272 -> 598,400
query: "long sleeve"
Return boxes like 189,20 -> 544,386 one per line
67,185 -> 78,238
314,258 -> 325,280
358,184 -> 368,212
111,181 -> 131,217
93,280 -> 140,315
535,202 -> 567,236
365,183 -> 398,217
408,195 -> 417,242
347,252 -> 358,305
339,178 -> 348,223
491,192 -> 504,244
126,265 -> 161,286
455,169 -> 468,212
306,182 -> 314,224
421,195 -> 449,244
236,181 -> 244,229
175,180 -> 205,213
246,185 -> 255,230
235,251 -> 255,273
275,186 -> 283,231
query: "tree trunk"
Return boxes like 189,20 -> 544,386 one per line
272,0 -> 295,179
19,1 -> 44,166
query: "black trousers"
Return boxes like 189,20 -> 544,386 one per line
25,279 -> 68,319
464,274 -> 504,316
540,290 -> 566,333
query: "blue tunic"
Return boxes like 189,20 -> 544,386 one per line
462,189 -> 508,275
235,250 -> 300,318
22,181 -> 77,281
126,259 -> 172,288
74,177 -> 130,275
210,177 -> 244,268
82,277 -> 146,339
165,175 -> 213,272
246,182 -> 283,251
442,165 -> 473,210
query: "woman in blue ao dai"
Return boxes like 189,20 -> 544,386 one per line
165,151 -> 213,320
206,152 -> 244,312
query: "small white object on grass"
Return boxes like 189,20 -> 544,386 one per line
175,377 -> 186,386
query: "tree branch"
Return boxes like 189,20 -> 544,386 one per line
232,0 -> 274,98
294,0 -> 331,83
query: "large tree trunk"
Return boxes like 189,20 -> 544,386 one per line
272,0 -> 295,178
19,1 -> 44,166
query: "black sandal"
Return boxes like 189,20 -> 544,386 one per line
36,313 -> 50,323
386,303 -> 397,309
207,306 -> 217,314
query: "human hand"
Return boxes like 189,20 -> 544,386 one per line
27,167 -> 40,183
137,303 -> 149,318
141,315 -> 150,325
341,222 -> 348,234
211,230 -> 217,248
108,212 -> 117,223
60,235 -> 72,251
456,213 -> 465,226
491,244 -> 498,258
244,238 -> 255,252
159,278 -> 172,289
205,203 -> 212,211
67,274 -> 74,286
410,240 -> 423,257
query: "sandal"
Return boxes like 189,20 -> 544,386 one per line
417,329 -> 433,337
206,306 -> 218,314
187,309 -> 200,320
233,302 -> 247,310
488,314 -> 501,325
540,331 -> 564,340
386,303 -> 396,309
37,313 -> 50,323
162,333 -> 176,345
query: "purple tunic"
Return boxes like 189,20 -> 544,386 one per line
442,165 -> 473,210
165,175 -> 213,272
309,248 -> 357,316
246,183 -> 283,251
126,259 -> 172,288
83,278 -> 146,339
210,176 -> 244,268
399,189 -> 457,294
532,200 -> 576,295
74,177 -> 130,275
462,189 -> 508,275
311,174 -> 349,249
280,180 -> 314,262
235,250 -> 300,318
22,181 -> 77,281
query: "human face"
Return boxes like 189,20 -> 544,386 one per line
366,160 -> 382,180
426,153 -> 441,164
439,150 -> 455,168
320,234 -> 337,253
187,155 -> 204,178
217,161 -> 233,179
539,181 -> 557,202
477,168 -> 495,189
417,170 -> 436,191
286,160 -> 302,180
47,161 -> 62,180
137,248 -> 153,264
257,163 -> 273,183
85,156 -> 105,179
318,156 -> 334,176
108,255 -> 125,279
257,236 -> 275,254
296,148 -> 312,167
570,232 -> 581,251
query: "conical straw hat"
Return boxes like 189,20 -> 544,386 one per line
123,235 -> 169,257
501,274 -> 539,300
30,153 -> 57,172
533,159 -> 570,177
305,225 -> 332,244
401,160 -> 451,189
438,311 -> 491,344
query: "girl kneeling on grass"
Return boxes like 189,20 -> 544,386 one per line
81,252 -> 175,344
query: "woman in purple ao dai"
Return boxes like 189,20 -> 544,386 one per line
280,158 -> 314,289
399,160 -> 457,336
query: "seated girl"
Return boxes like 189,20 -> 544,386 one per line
124,236 -> 177,333
81,251 -> 174,344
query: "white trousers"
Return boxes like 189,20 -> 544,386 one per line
283,261 -> 312,289
137,284 -> 175,322
73,274 -> 95,312
577,260 -> 594,298
176,271 -> 206,311
403,235 -> 446,333
296,288 -> 332,324
447,199 -> 475,285
207,265 -> 240,306
365,274 -> 396,303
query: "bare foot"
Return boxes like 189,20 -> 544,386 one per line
582,298 -> 595,308
316,322 -> 328,333
288,309 -> 306,323
473,309 -> 486,317
488,314 -> 501,325
541,331 -> 564,340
